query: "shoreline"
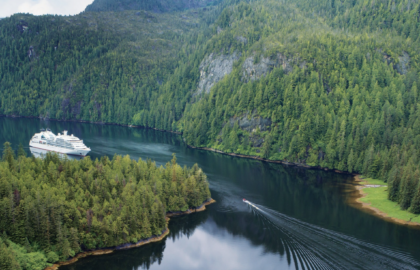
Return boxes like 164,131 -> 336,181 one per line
43,199 -> 216,270
4,116 -> 418,229
349,175 -> 420,228
0,114 -> 182,135
167,198 -> 216,217
44,228 -> 170,270
187,145 -> 353,175
190,145 -> 420,228
0,114 -> 357,175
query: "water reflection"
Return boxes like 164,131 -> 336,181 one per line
29,147 -> 82,160
62,211 -> 289,270
152,223 -> 284,270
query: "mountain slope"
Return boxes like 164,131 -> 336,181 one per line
177,0 -> 420,213
85,0 -> 221,12
0,8 -> 216,123
148,0 -> 420,213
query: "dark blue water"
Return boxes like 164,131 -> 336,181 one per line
1,117 -> 420,270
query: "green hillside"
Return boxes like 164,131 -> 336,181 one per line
1,0 -> 420,213
0,8 -> 216,123
180,0 -> 420,215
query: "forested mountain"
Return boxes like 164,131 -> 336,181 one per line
85,0 -> 222,13
0,7 -> 215,123
1,0 -> 420,213
0,143 -> 211,269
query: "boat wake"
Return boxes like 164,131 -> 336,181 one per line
244,200 -> 420,270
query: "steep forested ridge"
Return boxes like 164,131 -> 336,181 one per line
0,143 -> 211,269
1,0 -> 420,215
0,7 -> 221,123
180,0 -> 420,215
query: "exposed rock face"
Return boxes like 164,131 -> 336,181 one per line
396,52 -> 410,75
235,36 -> 248,44
27,46 -> 36,60
229,113 -> 272,132
242,56 -> 276,81
196,52 -> 241,95
197,51 -> 307,95
378,49 -> 410,75
17,20 -> 29,33
242,53 -> 306,81
279,53 -> 306,74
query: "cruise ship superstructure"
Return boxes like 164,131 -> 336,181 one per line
29,129 -> 91,156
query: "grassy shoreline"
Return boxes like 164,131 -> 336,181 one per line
355,176 -> 420,226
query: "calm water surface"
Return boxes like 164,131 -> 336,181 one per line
1,117 -> 420,270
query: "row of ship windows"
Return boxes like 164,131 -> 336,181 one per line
33,141 -> 75,149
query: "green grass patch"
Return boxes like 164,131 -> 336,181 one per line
360,185 -> 420,223
360,177 -> 388,186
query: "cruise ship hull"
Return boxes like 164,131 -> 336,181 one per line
29,142 -> 90,156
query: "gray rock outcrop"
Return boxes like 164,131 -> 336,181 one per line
377,49 -> 410,75
242,53 -> 306,81
17,20 -> 29,33
396,52 -> 410,75
27,46 -> 36,60
196,52 -> 240,95
229,112 -> 272,132
242,56 -> 276,81
235,36 -> 247,44
278,53 -> 306,74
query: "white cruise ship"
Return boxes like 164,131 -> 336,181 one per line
29,129 -> 91,156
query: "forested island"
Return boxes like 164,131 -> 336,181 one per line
1,0 -> 420,227
0,142 -> 212,270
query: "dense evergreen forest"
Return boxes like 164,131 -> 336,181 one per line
1,0 -> 420,214
0,143 -> 211,269
85,0 -> 222,12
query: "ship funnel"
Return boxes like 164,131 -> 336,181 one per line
63,130 -> 68,136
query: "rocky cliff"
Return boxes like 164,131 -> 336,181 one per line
396,51 -> 410,75
242,53 -> 306,82
229,112 -> 272,132
196,52 -> 241,95
378,49 -> 411,75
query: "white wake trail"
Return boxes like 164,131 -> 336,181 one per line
245,200 -> 420,270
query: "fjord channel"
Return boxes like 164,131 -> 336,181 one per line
1,116 -> 420,270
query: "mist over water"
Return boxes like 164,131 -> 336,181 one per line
1,117 -> 420,270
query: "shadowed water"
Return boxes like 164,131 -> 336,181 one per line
1,117 -> 420,270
